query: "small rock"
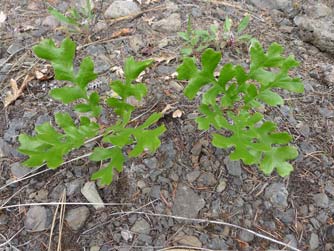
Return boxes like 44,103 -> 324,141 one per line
326,225 -> 334,242
104,0 -> 140,18
150,185 -> 161,199
81,181 -> 105,209
131,218 -> 150,234
172,184 -> 205,218
177,235 -> 202,247
0,139 -> 11,158
10,162 -> 31,178
25,206 -> 51,232
90,246 -> 100,251
309,233 -> 319,250
197,172 -> 217,186
283,234 -> 298,248
191,141 -> 203,156
137,180 -> 146,189
224,157 -> 242,177
121,230 -> 133,241
239,230 -> 254,242
66,179 -> 84,196
128,35 -> 145,52
216,179 -> 227,192
264,183 -> 289,208
152,13 -> 181,33
42,15 -> 60,28
29,189 -> 48,201
325,182 -> 334,196
160,140 -> 176,168
186,171 -> 201,183
313,193 -> 329,208
93,20 -> 107,33
7,43 -> 23,55
143,157 -> 158,169
275,208 -> 295,224
65,206 -> 90,231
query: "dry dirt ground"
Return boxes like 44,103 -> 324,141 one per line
0,0 -> 334,250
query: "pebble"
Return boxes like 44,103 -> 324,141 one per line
90,246 -> 100,251
187,170 -> 201,183
239,229 -> 255,242
224,157 -> 242,177
24,206 -> 51,232
309,233 -> 319,250
172,184 -> 205,218
42,15 -> 60,28
121,230 -> 133,242
326,225 -> 334,242
66,179 -> 84,196
216,179 -> 227,192
152,13 -> 181,33
264,183 -> 289,208
104,0 -> 140,18
313,193 -> 329,208
177,235 -> 202,247
131,218 -> 151,234
197,172 -> 217,186
283,234 -> 298,248
10,162 -> 31,178
143,157 -> 158,169
65,206 -> 90,231
81,181 -> 105,209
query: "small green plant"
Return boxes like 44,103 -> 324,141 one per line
178,16 -> 218,57
48,0 -> 94,33
221,15 -> 254,49
18,38 -> 165,185
177,41 -> 304,176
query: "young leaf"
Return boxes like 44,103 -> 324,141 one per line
33,38 -> 76,82
177,48 -> 221,99
237,15 -> 250,34
223,16 -> 232,33
48,7 -> 79,26
124,57 -> 153,84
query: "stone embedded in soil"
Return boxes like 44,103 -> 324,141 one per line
143,157 -> 158,169
224,157 -> 242,177
130,218 -> 151,234
104,0 -> 140,18
159,140 -> 176,169
186,170 -> 201,183
197,172 -> 217,186
325,183 -> 334,196
172,184 -> 205,218
177,235 -> 202,247
121,230 -> 133,242
66,179 -> 84,197
313,193 -> 329,208
10,162 -> 31,178
42,15 -> 60,28
65,206 -> 90,231
24,206 -> 51,232
152,13 -> 181,33
264,183 -> 289,209
238,229 -> 255,242
81,181 -> 105,209
309,233 -> 320,250
247,0 -> 291,11
326,225 -> 334,242
283,234 -> 298,248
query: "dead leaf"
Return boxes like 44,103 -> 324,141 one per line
172,109 -> 183,118
111,28 -> 134,38
4,75 -> 34,107
161,104 -> 173,115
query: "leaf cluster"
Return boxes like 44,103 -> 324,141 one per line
48,0 -> 94,33
18,38 -> 165,185
177,41 -> 304,176
178,15 -> 254,57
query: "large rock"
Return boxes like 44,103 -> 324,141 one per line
294,3 -> 334,54
104,0 -> 140,18
172,184 -> 205,218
